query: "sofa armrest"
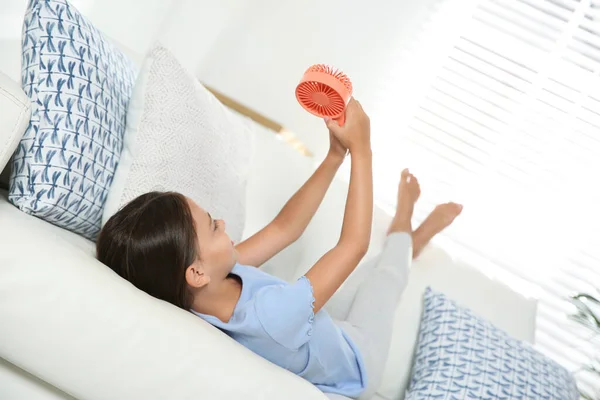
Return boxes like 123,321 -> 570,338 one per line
0,71 -> 31,185
0,193 -> 326,400
0,358 -> 75,400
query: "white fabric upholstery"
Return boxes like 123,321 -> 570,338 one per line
0,119 -> 321,400
0,71 -> 30,184
0,358 -> 75,400
0,189 -> 325,400
102,44 -> 253,242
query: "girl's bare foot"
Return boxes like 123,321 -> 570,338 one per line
387,169 -> 421,235
412,202 -> 463,258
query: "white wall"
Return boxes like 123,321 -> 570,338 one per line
0,0 -> 248,78
73,0 -> 175,56
0,0 -> 166,80
0,0 -> 29,82
158,0 -> 252,72
197,0 -> 441,159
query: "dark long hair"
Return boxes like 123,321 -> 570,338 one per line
96,191 -> 198,310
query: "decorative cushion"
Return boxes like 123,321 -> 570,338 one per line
0,72 -> 31,185
406,288 -> 578,400
10,0 -> 137,240
102,44 -> 254,242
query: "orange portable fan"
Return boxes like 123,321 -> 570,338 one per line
295,64 -> 353,126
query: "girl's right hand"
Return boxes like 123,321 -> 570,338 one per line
325,98 -> 370,154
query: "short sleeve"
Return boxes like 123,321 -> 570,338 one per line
254,276 -> 316,350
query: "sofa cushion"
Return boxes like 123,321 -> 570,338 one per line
0,72 -> 30,189
0,357 -> 75,400
0,190 -> 325,400
102,44 -> 253,242
9,0 -> 137,240
406,288 -> 578,400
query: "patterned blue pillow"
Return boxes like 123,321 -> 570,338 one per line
407,288 -> 578,400
10,0 -> 137,240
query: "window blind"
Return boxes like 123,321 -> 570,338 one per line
371,0 -> 600,394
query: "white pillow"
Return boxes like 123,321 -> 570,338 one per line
0,72 -> 30,180
103,44 -> 254,242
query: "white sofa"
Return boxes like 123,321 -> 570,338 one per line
0,49 -> 537,400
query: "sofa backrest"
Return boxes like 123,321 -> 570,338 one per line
242,120 -> 315,280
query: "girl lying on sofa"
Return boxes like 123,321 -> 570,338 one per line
96,99 -> 462,399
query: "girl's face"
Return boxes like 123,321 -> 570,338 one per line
186,198 -> 238,281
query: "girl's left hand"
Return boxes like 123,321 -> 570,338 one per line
327,120 -> 348,161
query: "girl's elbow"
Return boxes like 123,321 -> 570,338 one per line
356,240 -> 369,257
339,237 -> 369,258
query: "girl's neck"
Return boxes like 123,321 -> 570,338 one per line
191,274 -> 242,323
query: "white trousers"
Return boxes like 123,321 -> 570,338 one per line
329,232 -> 413,400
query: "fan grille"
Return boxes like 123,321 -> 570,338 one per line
296,81 -> 345,117
305,64 -> 353,93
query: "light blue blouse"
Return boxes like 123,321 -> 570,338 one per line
192,264 -> 367,398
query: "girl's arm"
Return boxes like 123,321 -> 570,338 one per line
235,134 -> 347,268
304,100 -> 373,313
